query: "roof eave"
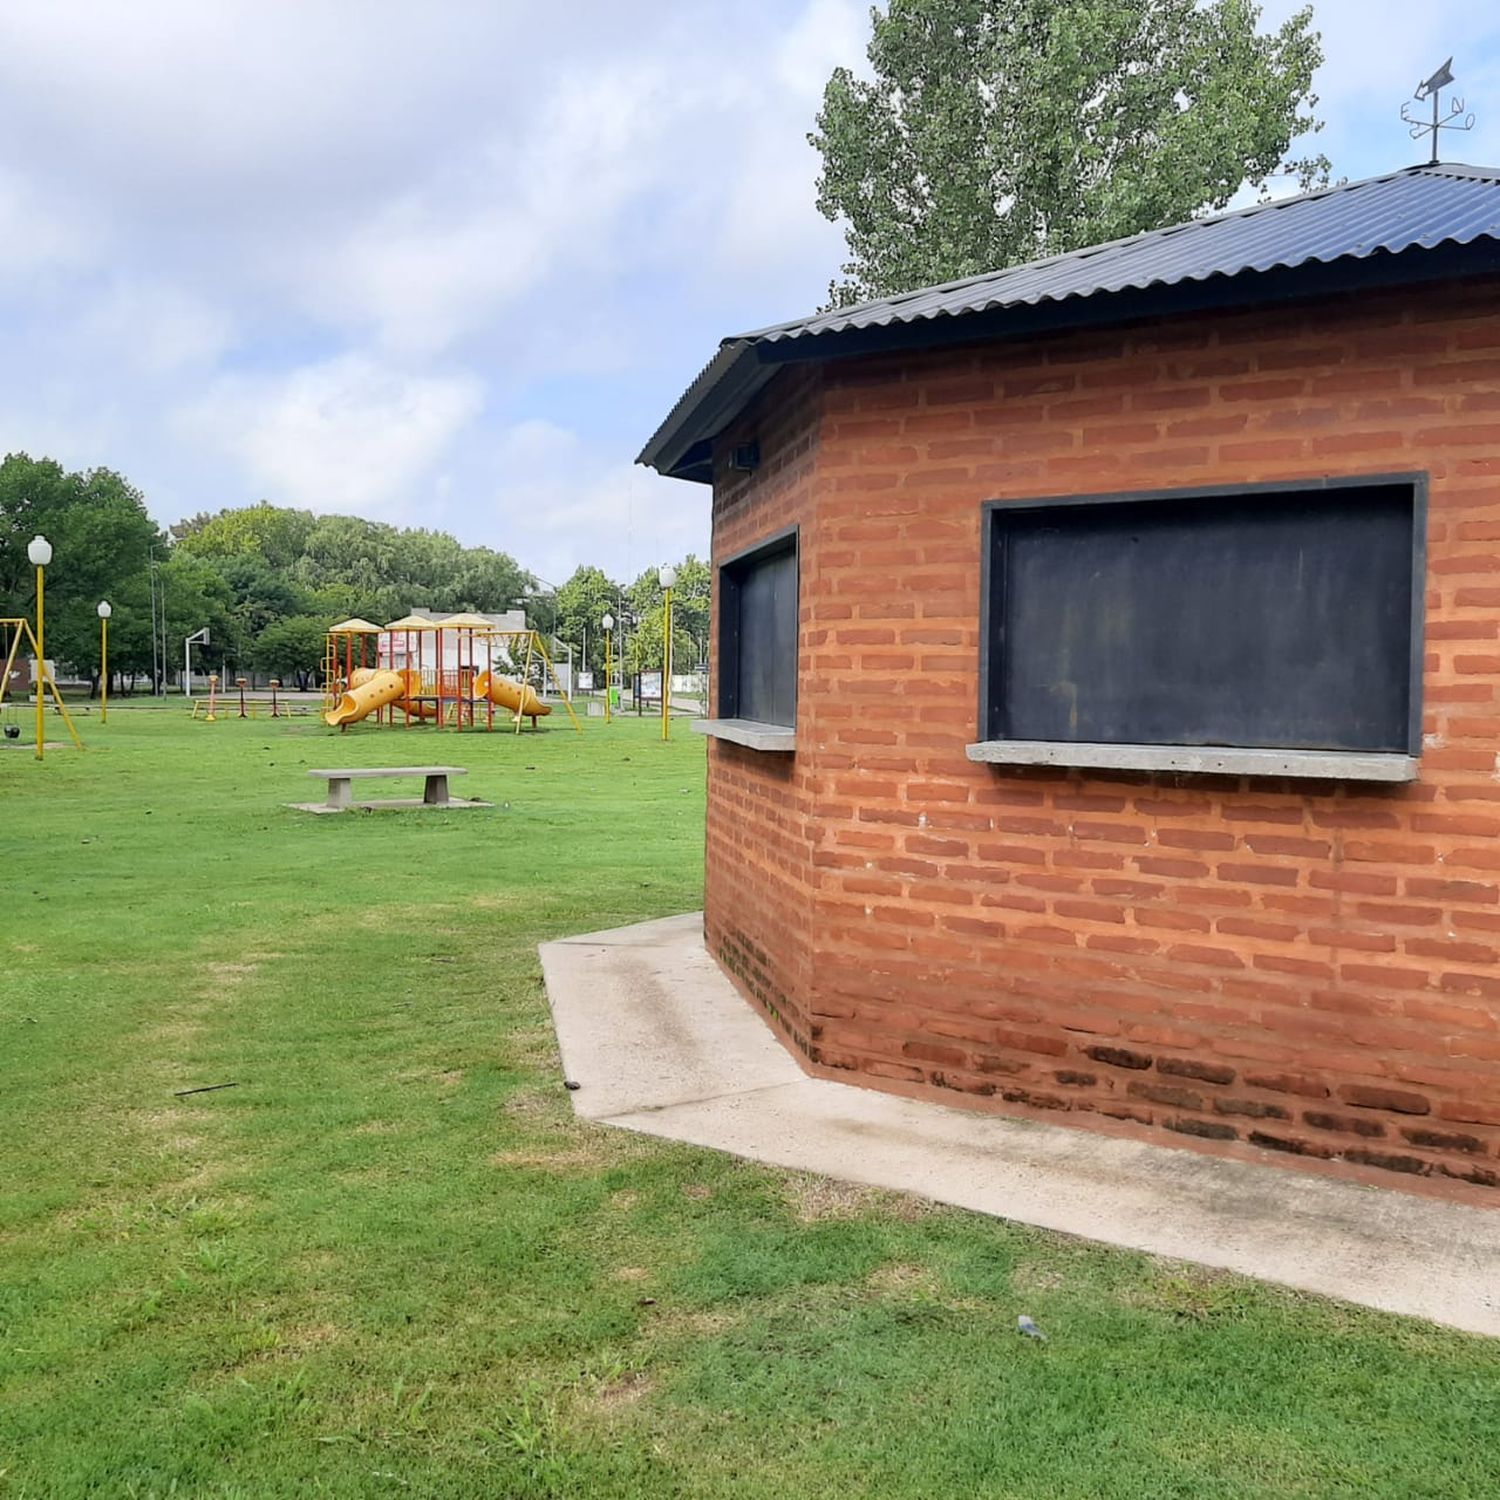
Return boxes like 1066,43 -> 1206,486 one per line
637,341 -> 774,483
641,239 -> 1500,484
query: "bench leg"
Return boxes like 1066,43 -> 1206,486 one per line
326,777 -> 352,810
423,773 -> 449,806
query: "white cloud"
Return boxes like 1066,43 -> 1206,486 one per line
0,0 -> 1495,585
479,418 -> 706,584
175,354 -> 483,516
304,60 -> 681,357
72,279 -> 233,376
0,167 -> 96,280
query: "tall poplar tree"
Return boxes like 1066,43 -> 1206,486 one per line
812,0 -> 1327,305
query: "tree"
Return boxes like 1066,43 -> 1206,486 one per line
174,501 -> 314,569
0,453 -> 160,690
158,552 -> 238,683
553,566 -> 623,675
624,609 -> 698,681
625,557 -> 710,674
811,0 -> 1327,305
251,615 -> 328,690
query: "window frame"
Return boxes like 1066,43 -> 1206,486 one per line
975,473 -> 1428,765
716,522 -> 800,731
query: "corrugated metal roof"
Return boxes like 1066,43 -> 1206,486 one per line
640,163 -> 1500,481
741,164 -> 1500,343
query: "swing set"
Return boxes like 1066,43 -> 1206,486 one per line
0,617 -> 83,756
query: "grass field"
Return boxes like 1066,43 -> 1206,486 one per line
2,707 -> 1499,1498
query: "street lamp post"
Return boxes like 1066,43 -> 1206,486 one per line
27,535 -> 51,760
658,564 -> 677,742
601,612 -> 614,725
97,601 -> 112,723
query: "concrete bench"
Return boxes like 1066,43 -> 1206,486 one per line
293,765 -> 488,814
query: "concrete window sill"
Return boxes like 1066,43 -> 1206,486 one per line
965,739 -> 1419,783
693,718 -> 796,753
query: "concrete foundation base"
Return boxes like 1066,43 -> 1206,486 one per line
540,912 -> 1500,1336
287,797 -> 490,814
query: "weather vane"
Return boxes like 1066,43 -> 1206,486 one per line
1401,58 -> 1475,166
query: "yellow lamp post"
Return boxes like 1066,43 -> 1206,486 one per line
658,564 -> 676,741
27,534 -> 51,760
97,600 -> 112,723
601,612 -> 614,725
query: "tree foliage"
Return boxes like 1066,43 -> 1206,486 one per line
251,615 -> 328,690
553,566 -> 625,675
812,0 -> 1328,304
625,558 -> 710,668
0,454 -> 160,684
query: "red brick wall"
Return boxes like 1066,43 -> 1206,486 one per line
705,368 -> 823,1055
703,279 -> 1500,1201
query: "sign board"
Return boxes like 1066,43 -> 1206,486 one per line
639,671 -> 663,701
577,671 -> 594,691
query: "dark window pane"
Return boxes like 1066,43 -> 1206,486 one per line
720,535 -> 798,727
986,483 -> 1419,753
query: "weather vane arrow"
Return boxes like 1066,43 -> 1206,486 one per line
1401,57 -> 1475,166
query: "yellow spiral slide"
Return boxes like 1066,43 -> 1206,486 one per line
473,671 -> 551,720
324,669 -> 413,727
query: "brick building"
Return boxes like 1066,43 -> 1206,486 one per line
640,164 -> 1500,1201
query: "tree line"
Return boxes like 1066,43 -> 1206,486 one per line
0,451 -> 707,695
548,560 -> 710,683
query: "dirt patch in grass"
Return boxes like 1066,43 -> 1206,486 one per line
489,1136 -> 647,1171
865,1262 -> 942,1298
589,1371 -> 654,1412
265,1320 -> 344,1358
1122,1263 -> 1259,1322
506,1025 -> 562,1071
168,1161 -> 233,1194
470,891 -> 531,912
132,1105 -> 199,1135
395,1066 -> 465,1089
289,1250 -> 346,1277
204,961 -> 261,984
780,1170 -> 934,1224
1011,1262 -> 1067,1296
642,1306 -> 741,1340
500,1086 -> 573,1130
138,1017 -> 204,1048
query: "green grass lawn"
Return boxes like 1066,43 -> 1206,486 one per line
2,707 -> 1498,1498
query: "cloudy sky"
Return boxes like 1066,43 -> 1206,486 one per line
1,1 -> 1498,585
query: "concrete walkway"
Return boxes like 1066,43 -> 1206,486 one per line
540,912 -> 1500,1336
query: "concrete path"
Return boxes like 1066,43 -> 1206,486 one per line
539,912 -> 1500,1336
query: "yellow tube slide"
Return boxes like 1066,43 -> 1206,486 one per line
325,669 -> 409,727
473,670 -> 551,719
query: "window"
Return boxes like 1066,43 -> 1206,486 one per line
718,526 -> 798,729
976,477 -> 1425,776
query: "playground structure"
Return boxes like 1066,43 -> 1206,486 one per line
0,618 -> 82,754
322,615 -> 580,734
